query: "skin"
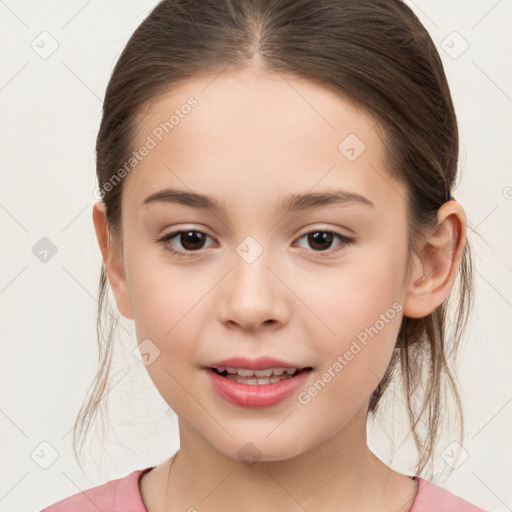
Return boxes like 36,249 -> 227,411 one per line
93,67 -> 467,512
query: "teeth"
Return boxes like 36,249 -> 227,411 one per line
225,374 -> 292,385
215,367 -> 298,377
237,368 -> 255,377
254,369 -> 272,377
213,367 -> 302,385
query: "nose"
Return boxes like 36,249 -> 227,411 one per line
218,249 -> 289,332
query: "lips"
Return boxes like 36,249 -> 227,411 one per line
204,356 -> 312,407
206,356 -> 307,371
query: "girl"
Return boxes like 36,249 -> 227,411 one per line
41,0 -> 488,510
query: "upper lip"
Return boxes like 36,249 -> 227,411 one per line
205,356 -> 309,371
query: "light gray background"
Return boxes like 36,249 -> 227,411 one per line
1,1 -> 511,511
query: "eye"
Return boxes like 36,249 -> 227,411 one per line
158,228 -> 355,259
158,229 -> 215,258
294,230 -> 355,256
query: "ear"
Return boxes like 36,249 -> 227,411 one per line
402,200 -> 466,319
92,201 -> 134,320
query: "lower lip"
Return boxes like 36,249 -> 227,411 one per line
206,368 -> 311,408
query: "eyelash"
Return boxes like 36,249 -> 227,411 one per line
157,229 -> 355,259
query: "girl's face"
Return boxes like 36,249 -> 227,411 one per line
109,68 -> 417,461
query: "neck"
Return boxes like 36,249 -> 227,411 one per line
163,404 -> 414,512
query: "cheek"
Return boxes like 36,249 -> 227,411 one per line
130,279 -> 202,374
125,251 -> 198,375
126,245 -> 202,335
301,244 -> 406,342
294,240 -> 406,395
127,261 -> 205,415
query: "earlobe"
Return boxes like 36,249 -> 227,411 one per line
92,201 -> 134,320
402,200 -> 466,319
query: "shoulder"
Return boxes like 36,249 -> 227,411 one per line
39,467 -> 154,512
411,477 -> 489,512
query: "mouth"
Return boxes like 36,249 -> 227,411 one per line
209,366 -> 311,385
205,362 -> 313,408
204,356 -> 313,407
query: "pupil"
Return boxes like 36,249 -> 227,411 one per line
309,231 -> 333,251
178,231 -> 333,252
181,231 -> 205,250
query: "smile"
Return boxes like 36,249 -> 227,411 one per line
206,366 -> 312,407
212,366 -> 301,385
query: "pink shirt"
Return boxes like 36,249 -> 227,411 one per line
40,467 -> 488,511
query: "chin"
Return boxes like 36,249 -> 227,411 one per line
202,424 -> 319,465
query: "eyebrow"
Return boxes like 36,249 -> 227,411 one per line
141,187 -> 374,215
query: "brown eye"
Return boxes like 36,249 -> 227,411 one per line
307,231 -> 335,251
177,231 -> 207,250
295,230 -> 355,255
159,230 -> 214,256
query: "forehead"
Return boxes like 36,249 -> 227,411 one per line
134,68 -> 376,150
125,68 -> 405,212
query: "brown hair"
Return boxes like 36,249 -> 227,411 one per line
74,0 -> 474,479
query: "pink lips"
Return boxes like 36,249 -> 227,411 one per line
204,356 -> 312,408
206,356 -> 303,370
